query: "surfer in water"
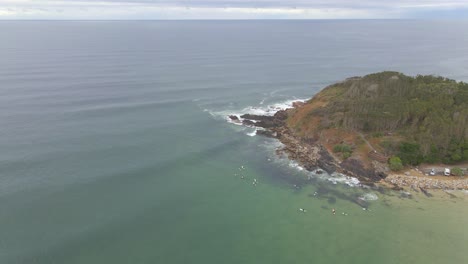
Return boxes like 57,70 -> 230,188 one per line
332,208 -> 336,215
299,208 -> 307,213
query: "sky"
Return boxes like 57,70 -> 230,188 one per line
0,0 -> 467,20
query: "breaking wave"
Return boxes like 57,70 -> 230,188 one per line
327,173 -> 362,187
358,193 -> 379,201
246,129 -> 257,137
204,97 -> 308,127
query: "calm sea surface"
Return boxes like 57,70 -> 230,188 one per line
0,20 -> 467,264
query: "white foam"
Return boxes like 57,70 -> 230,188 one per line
241,98 -> 308,117
288,161 -> 305,171
359,193 -> 379,201
206,98 -> 308,121
225,115 -> 245,126
328,172 -> 361,187
246,129 -> 257,137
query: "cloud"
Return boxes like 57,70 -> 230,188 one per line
0,0 -> 467,19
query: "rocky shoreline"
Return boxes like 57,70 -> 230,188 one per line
229,108 -> 387,186
229,107 -> 467,191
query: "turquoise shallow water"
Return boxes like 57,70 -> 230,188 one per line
0,21 -> 467,264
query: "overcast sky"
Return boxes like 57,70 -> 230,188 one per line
1,0 -> 467,19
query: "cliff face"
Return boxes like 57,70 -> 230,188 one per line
287,72 -> 468,165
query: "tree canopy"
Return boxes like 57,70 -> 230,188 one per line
288,72 -> 468,165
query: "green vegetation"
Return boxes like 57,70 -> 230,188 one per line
342,152 -> 351,159
333,144 -> 352,153
289,72 -> 468,165
451,167 -> 464,177
398,142 -> 423,166
389,156 -> 403,171
395,139 -> 468,165
333,144 -> 352,159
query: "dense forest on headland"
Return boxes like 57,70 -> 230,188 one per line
287,72 -> 468,166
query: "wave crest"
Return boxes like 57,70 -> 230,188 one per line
359,193 -> 379,201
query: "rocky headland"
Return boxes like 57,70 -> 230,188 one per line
230,109 -> 386,186
229,72 -> 468,190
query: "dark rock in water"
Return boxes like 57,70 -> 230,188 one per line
304,164 -> 317,172
240,114 -> 272,121
399,191 -> 413,199
327,196 -> 337,204
242,119 -> 256,126
419,187 -> 432,197
239,114 -> 275,128
355,198 -> 369,208
228,115 -> 239,121
316,169 -> 323,174
374,186 -> 388,195
240,112 -> 287,128
256,120 -> 279,128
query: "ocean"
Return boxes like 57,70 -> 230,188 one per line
0,20 -> 467,264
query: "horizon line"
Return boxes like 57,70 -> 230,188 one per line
1,18 -> 467,21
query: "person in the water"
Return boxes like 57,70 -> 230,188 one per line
332,208 -> 336,215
